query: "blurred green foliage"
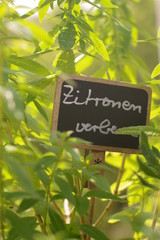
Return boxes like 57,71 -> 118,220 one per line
0,0 -> 160,239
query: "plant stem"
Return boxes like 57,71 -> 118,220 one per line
0,24 -> 5,240
151,191 -> 160,230
35,212 -> 45,233
89,197 -> 95,225
93,154 -> 126,227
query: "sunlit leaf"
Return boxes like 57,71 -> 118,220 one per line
100,0 -> 118,9
150,106 -> 160,120
151,63 -> 160,78
53,50 -> 76,73
33,100 -> 48,121
90,32 -> 110,61
38,0 -> 50,22
4,156 -> 36,194
9,57 -> 50,76
116,126 -> 160,136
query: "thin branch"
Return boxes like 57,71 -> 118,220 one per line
93,154 -> 127,227
89,197 -> 95,225
152,191 -> 160,230
35,212 -> 46,234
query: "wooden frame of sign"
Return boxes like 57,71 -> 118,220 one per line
51,74 -> 151,154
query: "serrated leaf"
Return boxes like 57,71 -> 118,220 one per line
53,50 -> 76,73
90,32 -> 110,61
38,0 -> 50,22
84,189 -> 125,202
116,126 -> 160,137
33,100 -> 48,121
80,224 -> 109,240
9,57 -> 50,76
58,22 -> 77,50
151,63 -> 160,78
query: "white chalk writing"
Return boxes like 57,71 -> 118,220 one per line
76,119 -> 117,135
63,85 -> 142,113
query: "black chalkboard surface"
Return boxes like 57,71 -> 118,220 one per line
52,75 -> 151,153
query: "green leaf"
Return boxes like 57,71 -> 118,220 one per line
140,132 -> 159,166
58,22 -> 77,50
18,198 -> 39,212
89,174 -> 110,192
151,63 -> 160,78
137,157 -> 160,179
9,57 -> 50,76
4,157 -> 35,194
34,155 -> 57,170
90,31 -> 110,61
53,50 -> 76,73
36,169 -> 50,186
48,206 -> 66,233
135,173 -> 159,190
55,176 -> 76,204
100,0 -> 118,9
75,196 -> 89,215
84,189 -> 125,202
116,126 -> 160,136
5,209 -> 37,240
0,86 -> 24,128
57,0 -> 66,7
151,106 -> 160,120
80,224 -> 109,240
158,27 -> 160,38
38,0 -> 50,22
33,100 -> 48,121
19,19 -> 53,46
26,113 -> 41,135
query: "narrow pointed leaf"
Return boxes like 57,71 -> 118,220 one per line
90,32 -> 110,61
84,189 -> 125,202
80,224 -> 109,240
151,63 -> 160,78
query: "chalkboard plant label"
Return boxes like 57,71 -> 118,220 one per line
52,75 -> 151,153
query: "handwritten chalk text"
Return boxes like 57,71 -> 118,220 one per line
63,85 -> 142,113
76,119 -> 117,135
